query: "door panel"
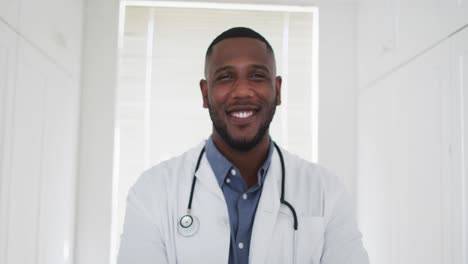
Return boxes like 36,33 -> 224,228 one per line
0,20 -> 17,264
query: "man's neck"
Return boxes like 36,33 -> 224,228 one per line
211,132 -> 270,188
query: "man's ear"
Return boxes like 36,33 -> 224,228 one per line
275,76 -> 282,106
200,79 -> 209,108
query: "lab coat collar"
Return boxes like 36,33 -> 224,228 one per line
194,151 -> 225,201
249,146 -> 282,263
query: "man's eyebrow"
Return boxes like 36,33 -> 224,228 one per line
250,64 -> 270,73
213,64 -> 271,75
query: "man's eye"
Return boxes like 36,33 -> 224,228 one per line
251,73 -> 266,80
217,74 -> 233,81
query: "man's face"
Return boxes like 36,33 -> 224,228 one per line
200,37 -> 282,151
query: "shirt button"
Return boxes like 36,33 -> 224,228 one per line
242,193 -> 248,200
226,178 -> 231,183
238,242 -> 244,249
230,169 -> 236,176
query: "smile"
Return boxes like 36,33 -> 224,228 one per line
230,111 -> 254,119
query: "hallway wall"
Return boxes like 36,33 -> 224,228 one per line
356,1 -> 468,263
0,0 -> 83,263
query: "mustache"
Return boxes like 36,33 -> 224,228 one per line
225,100 -> 261,112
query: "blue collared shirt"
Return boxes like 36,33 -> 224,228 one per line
205,136 -> 273,264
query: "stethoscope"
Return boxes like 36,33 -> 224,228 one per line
178,142 -> 299,263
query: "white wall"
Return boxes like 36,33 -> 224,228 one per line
316,0 -> 358,198
74,1 -> 120,264
0,0 -> 83,263
356,0 -> 468,263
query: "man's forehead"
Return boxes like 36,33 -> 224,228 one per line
210,37 -> 270,55
205,27 -> 273,56
204,37 -> 276,76
207,38 -> 275,67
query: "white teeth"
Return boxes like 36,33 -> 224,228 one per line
232,111 -> 253,119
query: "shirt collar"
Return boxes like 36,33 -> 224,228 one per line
205,135 -> 274,188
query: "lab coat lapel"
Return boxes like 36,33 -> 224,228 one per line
177,149 -> 229,264
249,148 -> 281,263
194,156 -> 225,201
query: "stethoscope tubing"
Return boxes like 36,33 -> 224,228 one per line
179,142 -> 299,264
180,142 -> 298,264
184,142 -> 298,230
274,141 -> 298,231
187,147 -> 205,212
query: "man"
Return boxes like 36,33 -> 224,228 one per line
117,27 -> 369,264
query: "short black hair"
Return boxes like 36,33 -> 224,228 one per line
205,27 -> 274,58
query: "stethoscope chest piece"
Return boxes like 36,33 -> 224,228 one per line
178,214 -> 199,237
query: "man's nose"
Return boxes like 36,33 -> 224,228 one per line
231,78 -> 254,98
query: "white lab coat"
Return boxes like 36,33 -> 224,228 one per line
117,142 -> 369,264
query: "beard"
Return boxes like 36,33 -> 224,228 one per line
207,100 -> 276,152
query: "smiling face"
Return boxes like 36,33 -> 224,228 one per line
200,37 -> 282,151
